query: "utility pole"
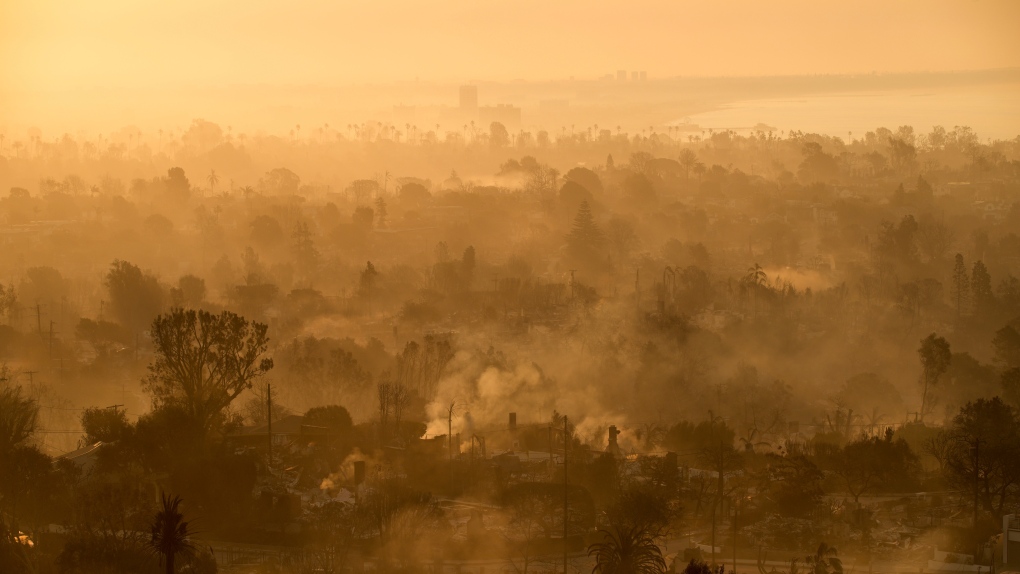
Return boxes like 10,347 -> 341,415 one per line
48,320 -> 56,362
732,499 -> 738,574
267,383 -> 273,468
36,304 -> 42,336
974,437 -> 980,557
563,415 -> 568,574
448,401 -> 456,491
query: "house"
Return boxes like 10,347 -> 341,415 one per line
57,442 -> 105,474
228,415 -> 331,449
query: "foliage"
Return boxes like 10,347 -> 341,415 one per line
145,308 -> 273,433
150,493 -> 193,574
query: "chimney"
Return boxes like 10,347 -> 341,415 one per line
509,412 -> 517,431
353,460 -> 365,485
607,425 -> 622,457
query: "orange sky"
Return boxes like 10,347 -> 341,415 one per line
3,0 -> 1019,90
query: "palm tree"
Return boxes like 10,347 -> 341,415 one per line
805,543 -> 842,574
150,493 -> 193,574
589,525 -> 666,574
207,170 -> 219,193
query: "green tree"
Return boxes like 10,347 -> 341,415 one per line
145,309 -> 273,433
150,494 -> 193,574
918,333 -> 951,420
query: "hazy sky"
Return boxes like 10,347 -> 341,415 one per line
3,0 -> 1019,90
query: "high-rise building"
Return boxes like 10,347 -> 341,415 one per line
459,85 -> 478,111
617,70 -> 627,81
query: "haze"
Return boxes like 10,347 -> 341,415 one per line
2,3 -> 1020,574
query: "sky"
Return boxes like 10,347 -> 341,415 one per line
3,0 -> 1019,90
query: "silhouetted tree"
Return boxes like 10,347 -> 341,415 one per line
106,260 -> 164,336
971,260 -> 994,318
805,543 -> 843,574
490,122 -> 510,147
145,308 -> 273,433
918,333 -> 951,420
951,254 -> 970,318
566,201 -> 605,264
0,381 -> 37,454
150,493 -> 193,574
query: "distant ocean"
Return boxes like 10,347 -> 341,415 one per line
674,83 -> 1020,141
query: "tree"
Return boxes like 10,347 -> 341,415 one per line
992,325 -> 1020,369
165,168 -> 190,199
359,262 -> 379,298
261,167 -> 301,195
945,398 -> 1020,517
150,493 -> 193,574
566,201 -> 605,263
918,333 -> 951,420
757,453 -> 824,518
490,122 -> 510,147
0,381 -> 38,454
169,275 -> 206,309
971,261 -> 994,318
304,501 -> 362,574
250,215 -> 284,250
206,170 -> 219,193
353,206 -> 375,229
821,435 -> 919,506
145,309 -> 273,433
951,254 -> 970,318
693,418 -> 743,562
292,221 -> 320,277
798,143 -> 838,182
589,525 -> 666,574
304,405 -> 353,435
564,167 -> 603,195
917,219 -> 953,263
1003,368 -> 1020,407
374,197 -> 388,228
678,149 -> 699,180
805,543 -> 843,574
81,407 -> 130,443
623,172 -> 656,205
106,260 -> 164,336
